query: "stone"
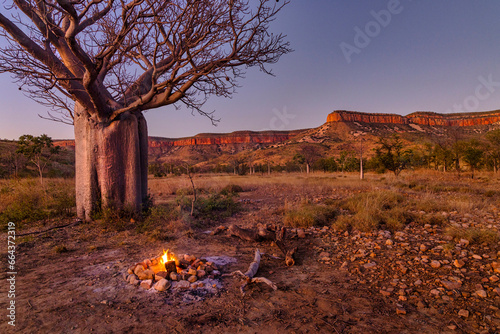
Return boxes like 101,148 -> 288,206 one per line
420,244 -> 427,252
430,260 -> 441,269
297,229 -> 306,239
380,290 -> 391,297
489,275 -> 499,283
140,279 -> 153,290
396,306 -> 406,315
472,254 -> 483,260
458,309 -> 469,318
400,266 -> 408,274
212,270 -> 221,276
386,239 -> 394,246
441,281 -> 462,290
153,279 -> 171,292
414,279 -> 423,286
493,287 -> 500,296
133,264 -> 146,276
430,289 -> 441,296
364,262 -> 377,269
137,269 -> 154,280
454,259 -> 465,268
319,252 -> 331,259
188,268 -> 198,276
175,280 -> 190,290
155,271 -> 169,280
459,239 -> 469,247
197,270 -> 206,278
170,272 -> 179,281
128,275 -> 140,286
476,290 -> 487,298
188,275 -> 198,283
491,262 -> 500,274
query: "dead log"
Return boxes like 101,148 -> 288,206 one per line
275,227 -> 297,267
228,224 -> 258,242
228,224 -> 275,242
223,249 -> 277,296
211,225 -> 228,236
228,224 -> 297,267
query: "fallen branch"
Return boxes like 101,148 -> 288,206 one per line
17,219 -> 82,237
275,227 -> 298,267
224,249 -> 277,296
228,224 -> 297,267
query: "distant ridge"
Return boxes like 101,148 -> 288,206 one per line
327,110 -> 500,127
54,129 -> 307,148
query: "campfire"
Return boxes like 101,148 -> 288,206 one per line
124,250 -> 222,292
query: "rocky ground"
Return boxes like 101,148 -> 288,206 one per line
2,173 -> 500,333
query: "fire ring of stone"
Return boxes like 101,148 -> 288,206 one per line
124,250 -> 226,295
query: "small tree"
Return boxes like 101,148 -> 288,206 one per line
16,134 -> 59,184
462,139 -> 484,179
300,145 -> 321,174
486,129 -> 500,173
374,135 -> 413,177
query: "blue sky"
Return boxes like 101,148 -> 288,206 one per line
2,0 -> 500,140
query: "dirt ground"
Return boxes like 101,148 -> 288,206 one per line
2,173 -> 500,333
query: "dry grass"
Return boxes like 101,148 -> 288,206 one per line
445,226 -> 500,246
0,178 -> 75,228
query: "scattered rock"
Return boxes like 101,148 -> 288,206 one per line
476,290 -> 487,298
153,279 -> 171,292
458,309 -> 470,318
175,280 -> 191,290
441,281 -> 462,290
396,306 -> 406,315
140,279 -> 153,290
137,269 -> 154,280
454,259 -> 465,268
430,260 -> 441,269
364,262 -> 377,269
297,229 -> 306,239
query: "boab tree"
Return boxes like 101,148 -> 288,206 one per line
0,0 -> 291,221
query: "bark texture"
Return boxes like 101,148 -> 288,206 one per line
74,105 -> 148,221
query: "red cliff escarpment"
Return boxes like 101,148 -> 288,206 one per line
55,130 -> 305,148
327,110 -> 500,127
149,130 -> 304,148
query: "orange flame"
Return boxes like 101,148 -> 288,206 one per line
160,249 -> 175,265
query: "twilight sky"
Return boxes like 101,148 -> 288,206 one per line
2,0 -> 500,140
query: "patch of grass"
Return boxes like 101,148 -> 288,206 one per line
445,227 -> 499,246
220,184 -> 244,195
333,190 -> 411,232
412,212 -> 448,226
284,203 -> 337,228
177,190 -> 241,225
0,178 -> 75,229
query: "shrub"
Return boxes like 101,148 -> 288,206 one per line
284,203 -> 337,228
445,227 -> 499,246
220,184 -> 244,195
334,190 -> 411,232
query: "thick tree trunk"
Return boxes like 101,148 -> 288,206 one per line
74,105 -> 148,221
